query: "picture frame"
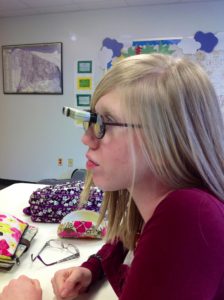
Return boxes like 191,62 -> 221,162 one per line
77,60 -> 92,73
76,94 -> 91,107
77,77 -> 92,90
2,42 -> 63,94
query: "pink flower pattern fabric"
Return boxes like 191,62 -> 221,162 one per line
0,213 -> 28,260
0,239 -> 11,256
58,210 -> 107,239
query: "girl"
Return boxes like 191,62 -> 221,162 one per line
2,53 -> 224,300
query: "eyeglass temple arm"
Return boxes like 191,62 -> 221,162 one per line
37,252 -> 80,266
31,242 -> 49,261
55,252 -> 80,264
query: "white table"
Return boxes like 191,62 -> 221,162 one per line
0,183 -> 117,300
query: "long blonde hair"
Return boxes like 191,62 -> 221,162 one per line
81,53 -> 224,250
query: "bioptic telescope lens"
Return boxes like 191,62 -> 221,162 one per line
62,106 -> 97,127
62,106 -> 91,122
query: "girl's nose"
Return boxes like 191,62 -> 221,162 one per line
81,128 -> 99,149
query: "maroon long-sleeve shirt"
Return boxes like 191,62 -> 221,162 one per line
82,188 -> 224,299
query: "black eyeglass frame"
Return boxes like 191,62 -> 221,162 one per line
83,113 -> 141,139
31,239 -> 80,266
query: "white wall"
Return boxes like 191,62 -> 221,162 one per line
0,1 -> 224,181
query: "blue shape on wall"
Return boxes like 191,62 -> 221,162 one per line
102,38 -> 123,58
194,31 -> 218,53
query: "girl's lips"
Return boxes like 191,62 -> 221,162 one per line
86,159 -> 99,170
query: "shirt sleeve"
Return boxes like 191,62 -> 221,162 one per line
119,189 -> 224,300
81,239 -> 129,295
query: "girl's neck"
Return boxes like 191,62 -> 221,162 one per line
131,179 -> 173,223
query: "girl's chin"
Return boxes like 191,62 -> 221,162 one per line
92,176 -> 124,192
92,178 -> 107,191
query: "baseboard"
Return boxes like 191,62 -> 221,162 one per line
0,178 -> 35,186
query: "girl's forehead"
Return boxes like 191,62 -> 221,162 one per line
95,90 -> 124,116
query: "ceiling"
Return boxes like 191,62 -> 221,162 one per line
0,0 -> 223,18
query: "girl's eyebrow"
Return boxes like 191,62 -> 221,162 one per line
98,110 -> 121,122
95,103 -> 124,121
95,106 -> 116,117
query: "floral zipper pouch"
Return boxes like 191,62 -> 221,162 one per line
58,209 -> 107,239
0,213 -> 28,260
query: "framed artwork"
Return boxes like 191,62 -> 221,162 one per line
77,77 -> 92,90
77,60 -> 92,73
2,42 -> 63,94
76,94 -> 91,107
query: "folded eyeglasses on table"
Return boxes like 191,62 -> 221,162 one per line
31,239 -> 80,266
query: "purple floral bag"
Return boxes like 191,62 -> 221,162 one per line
23,181 -> 103,223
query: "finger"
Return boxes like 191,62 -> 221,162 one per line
17,275 -> 40,289
60,274 -> 82,298
52,269 -> 70,290
52,267 -> 83,299
51,276 -> 67,299
52,270 -> 69,290
52,268 -> 76,296
31,279 -> 41,290
18,275 -> 30,281
51,277 -> 60,297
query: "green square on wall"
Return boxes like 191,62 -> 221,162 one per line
77,61 -> 92,73
76,94 -> 91,107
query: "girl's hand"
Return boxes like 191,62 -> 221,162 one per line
51,266 -> 92,299
0,275 -> 42,300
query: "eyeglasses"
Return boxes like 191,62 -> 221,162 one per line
62,106 -> 141,139
83,114 -> 141,139
31,239 -> 80,266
